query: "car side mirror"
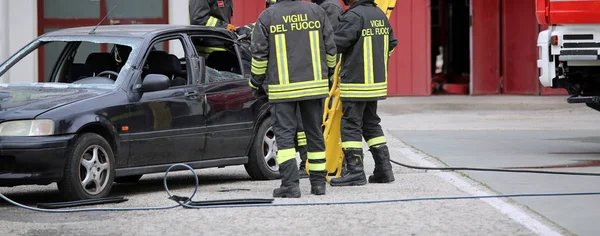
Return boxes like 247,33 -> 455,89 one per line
139,74 -> 170,92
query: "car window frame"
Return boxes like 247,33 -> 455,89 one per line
185,33 -> 245,85
136,33 -> 196,90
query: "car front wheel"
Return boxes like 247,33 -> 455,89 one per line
244,116 -> 281,180
58,133 -> 115,201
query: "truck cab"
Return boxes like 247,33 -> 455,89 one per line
537,0 -> 600,111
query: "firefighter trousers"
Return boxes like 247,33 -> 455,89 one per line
295,105 -> 307,151
271,99 -> 327,181
340,101 -> 387,150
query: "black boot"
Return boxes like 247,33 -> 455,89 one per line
298,149 -> 309,179
273,160 -> 301,198
368,145 -> 395,183
309,170 -> 327,195
330,148 -> 367,186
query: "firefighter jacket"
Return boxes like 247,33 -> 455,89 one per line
250,0 -> 337,103
189,0 -> 233,28
313,0 -> 343,28
334,0 -> 398,101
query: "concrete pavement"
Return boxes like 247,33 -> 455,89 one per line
0,95 -> 588,236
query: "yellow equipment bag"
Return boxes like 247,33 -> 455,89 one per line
306,0 -> 397,182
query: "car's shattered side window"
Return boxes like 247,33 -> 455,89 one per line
189,36 -> 244,84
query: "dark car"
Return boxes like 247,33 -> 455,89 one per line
0,24 -> 280,201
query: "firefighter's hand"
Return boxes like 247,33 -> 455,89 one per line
227,24 -> 236,31
249,76 -> 263,90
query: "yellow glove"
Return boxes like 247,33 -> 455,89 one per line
227,24 -> 236,31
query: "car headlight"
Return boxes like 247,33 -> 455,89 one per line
0,120 -> 55,136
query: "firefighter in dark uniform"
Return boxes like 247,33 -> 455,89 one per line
236,0 -> 311,180
311,0 -> 343,28
250,0 -> 337,197
189,0 -> 236,31
329,0 -> 398,186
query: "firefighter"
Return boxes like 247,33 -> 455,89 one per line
238,0 -> 311,180
329,0 -> 398,187
189,0 -> 236,31
249,0 -> 337,197
311,0 -> 343,28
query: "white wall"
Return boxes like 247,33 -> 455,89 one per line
0,0 -> 37,84
168,0 -> 188,57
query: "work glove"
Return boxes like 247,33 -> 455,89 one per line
249,75 -> 266,97
227,24 -> 237,32
249,75 -> 263,90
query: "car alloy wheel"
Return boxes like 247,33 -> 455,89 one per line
263,126 -> 279,172
78,145 -> 111,196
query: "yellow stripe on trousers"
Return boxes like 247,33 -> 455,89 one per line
277,148 -> 296,164
309,30 -> 322,81
363,36 -> 374,84
275,34 -> 290,85
307,152 -> 326,171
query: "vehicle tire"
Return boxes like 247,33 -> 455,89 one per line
244,116 -> 281,180
58,133 -> 116,201
114,175 -> 143,183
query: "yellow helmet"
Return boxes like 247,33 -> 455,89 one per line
266,0 -> 277,8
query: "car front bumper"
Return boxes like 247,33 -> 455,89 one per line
0,134 -> 76,187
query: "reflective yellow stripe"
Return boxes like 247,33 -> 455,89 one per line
367,136 -> 386,147
384,35 -> 389,82
297,132 -> 307,146
309,30 -> 322,81
326,54 -> 336,68
308,163 -> 326,171
277,148 -> 296,163
307,152 -> 325,159
389,49 -> 394,57
340,89 -> 387,98
206,16 -> 218,27
269,86 -> 329,100
251,58 -> 268,75
248,79 -> 257,89
342,141 -> 362,149
363,36 -> 374,84
275,34 -> 289,85
268,80 -> 327,92
340,82 -> 387,91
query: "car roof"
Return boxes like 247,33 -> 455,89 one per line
41,24 -> 234,38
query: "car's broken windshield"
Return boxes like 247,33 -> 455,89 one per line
0,36 -> 142,90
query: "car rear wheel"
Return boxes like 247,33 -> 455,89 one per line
58,133 -> 115,201
244,116 -> 280,180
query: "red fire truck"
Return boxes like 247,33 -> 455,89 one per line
537,0 -> 600,111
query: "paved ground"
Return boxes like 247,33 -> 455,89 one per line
0,95 -> 592,236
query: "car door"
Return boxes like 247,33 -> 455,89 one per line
127,36 -> 207,167
188,34 -> 256,160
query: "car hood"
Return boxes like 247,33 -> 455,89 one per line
0,84 -> 110,120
